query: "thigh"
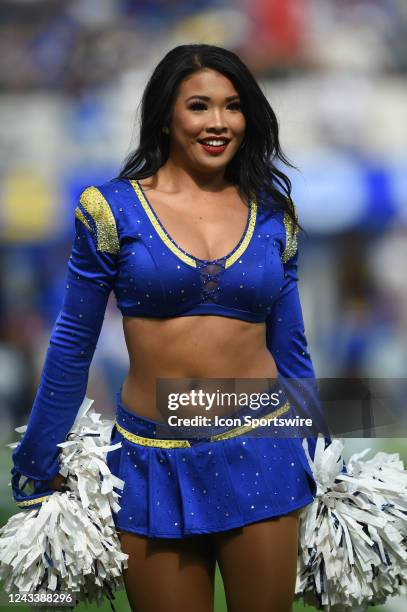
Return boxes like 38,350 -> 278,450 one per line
118,530 -> 216,612
212,508 -> 301,612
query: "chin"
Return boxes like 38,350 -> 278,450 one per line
197,159 -> 230,170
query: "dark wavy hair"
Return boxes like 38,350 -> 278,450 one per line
119,44 -> 299,227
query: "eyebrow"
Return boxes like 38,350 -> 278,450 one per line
185,94 -> 240,102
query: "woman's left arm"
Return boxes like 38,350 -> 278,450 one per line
265,212 -> 331,460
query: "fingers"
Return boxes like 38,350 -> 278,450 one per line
48,474 -> 70,492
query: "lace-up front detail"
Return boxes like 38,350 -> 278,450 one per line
196,259 -> 226,303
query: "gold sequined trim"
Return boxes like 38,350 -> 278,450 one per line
79,186 -> 120,254
115,401 -> 290,447
130,180 -> 197,267
130,179 -> 257,269
75,206 -> 91,232
116,422 -> 192,448
210,401 -> 290,441
16,495 -> 51,508
282,203 -> 298,263
225,192 -> 257,269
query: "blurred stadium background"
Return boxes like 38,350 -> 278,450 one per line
0,0 -> 406,610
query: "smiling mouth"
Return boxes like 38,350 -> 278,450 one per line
197,139 -> 231,155
198,138 -> 231,147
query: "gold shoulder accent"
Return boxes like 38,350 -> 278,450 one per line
79,186 -> 120,254
281,202 -> 298,263
225,192 -> 257,269
75,206 -> 91,232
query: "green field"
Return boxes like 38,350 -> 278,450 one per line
0,577 -> 389,612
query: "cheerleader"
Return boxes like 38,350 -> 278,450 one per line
9,44 -> 335,611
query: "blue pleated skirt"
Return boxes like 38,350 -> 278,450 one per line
106,384 -> 317,538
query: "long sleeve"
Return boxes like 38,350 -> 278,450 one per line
266,211 -> 330,461
11,186 -> 119,505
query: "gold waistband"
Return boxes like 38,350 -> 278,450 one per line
115,401 -> 290,448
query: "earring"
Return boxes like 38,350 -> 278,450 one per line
162,126 -> 170,134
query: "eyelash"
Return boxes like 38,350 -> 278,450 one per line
188,102 -> 242,111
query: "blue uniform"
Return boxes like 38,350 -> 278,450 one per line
11,178 -> 327,535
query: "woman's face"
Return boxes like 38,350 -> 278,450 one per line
167,68 -> 246,175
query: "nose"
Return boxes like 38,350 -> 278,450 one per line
206,108 -> 227,133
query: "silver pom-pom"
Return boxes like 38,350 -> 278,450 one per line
296,435 -> 407,610
0,397 -> 128,609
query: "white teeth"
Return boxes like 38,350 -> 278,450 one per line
201,140 -> 228,146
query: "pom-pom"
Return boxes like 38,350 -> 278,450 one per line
295,435 -> 407,610
0,398 -> 128,609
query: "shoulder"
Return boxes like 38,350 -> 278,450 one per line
281,201 -> 299,263
257,189 -> 299,263
75,178 -> 129,255
78,177 -> 130,214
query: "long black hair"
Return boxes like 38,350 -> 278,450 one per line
119,44 -> 298,226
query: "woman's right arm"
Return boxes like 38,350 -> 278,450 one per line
11,186 -> 119,506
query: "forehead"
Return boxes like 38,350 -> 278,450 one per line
176,69 -> 238,99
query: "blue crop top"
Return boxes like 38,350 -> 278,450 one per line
73,177 -> 298,322
11,177 -> 326,507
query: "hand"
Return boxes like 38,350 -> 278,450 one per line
48,473 -> 69,492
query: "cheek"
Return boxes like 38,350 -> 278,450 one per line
174,113 -> 202,137
234,116 -> 246,136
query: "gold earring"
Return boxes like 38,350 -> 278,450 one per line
162,126 -> 170,134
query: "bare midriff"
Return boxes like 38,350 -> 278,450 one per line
121,315 -> 278,420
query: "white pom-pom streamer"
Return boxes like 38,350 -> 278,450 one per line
295,435 -> 407,611
0,397 -> 128,610
4,403 -> 407,611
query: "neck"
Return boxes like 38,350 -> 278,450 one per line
156,158 -> 233,194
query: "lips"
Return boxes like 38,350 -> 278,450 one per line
198,138 -> 230,155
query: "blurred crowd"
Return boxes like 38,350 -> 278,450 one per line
1,0 -> 407,94
0,0 -> 407,444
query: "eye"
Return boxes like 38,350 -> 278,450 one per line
227,102 -> 242,111
188,102 -> 207,111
